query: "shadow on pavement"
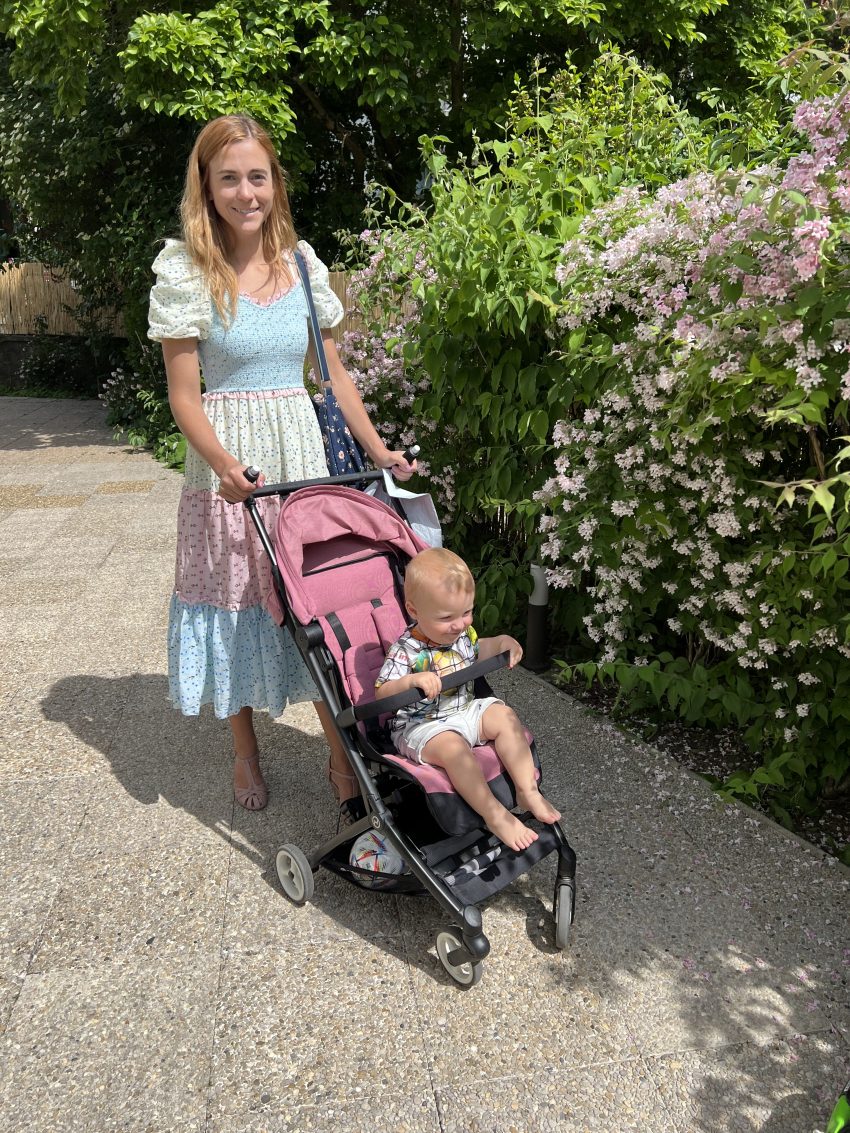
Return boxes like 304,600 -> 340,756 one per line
39,671 -> 850,1127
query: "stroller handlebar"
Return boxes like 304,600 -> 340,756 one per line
337,650 -> 512,729
249,468 -> 384,499
247,444 -> 419,500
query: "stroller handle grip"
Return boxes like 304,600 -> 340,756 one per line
337,650 -> 511,729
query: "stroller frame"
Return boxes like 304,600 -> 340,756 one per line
245,468 -> 577,986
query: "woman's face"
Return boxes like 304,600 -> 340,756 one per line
206,138 -> 274,243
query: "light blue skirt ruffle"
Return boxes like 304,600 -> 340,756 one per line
167,594 -> 318,718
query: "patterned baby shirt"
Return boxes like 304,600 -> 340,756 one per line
376,626 -> 480,734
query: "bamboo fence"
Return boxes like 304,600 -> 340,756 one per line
0,263 -> 88,335
0,262 -> 359,342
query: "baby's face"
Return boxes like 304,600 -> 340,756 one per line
408,582 -> 474,646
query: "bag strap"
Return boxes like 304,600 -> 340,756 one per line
294,250 -> 331,389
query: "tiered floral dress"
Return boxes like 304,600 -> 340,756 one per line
148,239 -> 344,718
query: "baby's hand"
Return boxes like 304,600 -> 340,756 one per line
411,671 -> 442,700
501,635 -> 523,668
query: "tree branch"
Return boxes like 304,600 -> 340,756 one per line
292,78 -> 369,180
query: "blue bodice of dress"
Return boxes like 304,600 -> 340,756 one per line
198,285 -> 310,393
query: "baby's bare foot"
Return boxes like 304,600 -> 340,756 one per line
488,809 -> 539,852
516,787 -> 561,824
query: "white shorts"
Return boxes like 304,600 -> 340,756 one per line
393,697 -> 503,764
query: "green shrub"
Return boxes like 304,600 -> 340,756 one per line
538,75 -> 850,822
340,54 -> 715,634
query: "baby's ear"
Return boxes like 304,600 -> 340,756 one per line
404,599 -> 417,619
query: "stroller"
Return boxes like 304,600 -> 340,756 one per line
246,467 -> 577,987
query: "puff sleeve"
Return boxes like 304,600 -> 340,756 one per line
297,239 -> 345,329
147,240 -> 212,342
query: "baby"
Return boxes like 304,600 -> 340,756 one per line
375,547 -> 560,851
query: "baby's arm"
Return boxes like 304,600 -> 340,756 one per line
375,670 -> 442,701
375,643 -> 442,700
477,633 -> 523,667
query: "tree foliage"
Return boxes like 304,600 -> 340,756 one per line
0,0 -> 820,252
339,53 -> 721,632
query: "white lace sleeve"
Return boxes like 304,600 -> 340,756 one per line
297,239 -> 345,329
147,240 -> 212,341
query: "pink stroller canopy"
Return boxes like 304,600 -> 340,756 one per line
272,486 -> 429,625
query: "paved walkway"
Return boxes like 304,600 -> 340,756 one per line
0,396 -> 848,1133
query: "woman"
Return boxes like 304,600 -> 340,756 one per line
148,114 -> 414,812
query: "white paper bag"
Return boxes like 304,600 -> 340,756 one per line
368,468 -> 443,547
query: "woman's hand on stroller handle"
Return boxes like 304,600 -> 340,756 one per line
219,462 -> 265,503
337,650 -> 512,728
243,442 -> 420,501
378,441 -> 418,482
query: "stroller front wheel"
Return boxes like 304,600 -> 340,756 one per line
436,929 -> 484,988
554,879 -> 574,950
275,844 -> 314,906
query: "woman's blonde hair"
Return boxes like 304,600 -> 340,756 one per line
405,548 -> 475,606
180,115 -> 297,323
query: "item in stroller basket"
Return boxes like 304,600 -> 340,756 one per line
349,830 -> 408,889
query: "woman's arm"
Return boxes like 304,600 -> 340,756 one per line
309,330 -> 416,481
161,338 -> 263,503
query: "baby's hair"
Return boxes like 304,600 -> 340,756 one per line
180,114 -> 297,324
405,548 -> 474,605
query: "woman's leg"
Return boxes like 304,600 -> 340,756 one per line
229,706 -> 268,810
313,701 -> 360,803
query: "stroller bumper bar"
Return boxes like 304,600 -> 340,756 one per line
336,651 -> 511,728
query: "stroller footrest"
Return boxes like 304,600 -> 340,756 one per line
434,821 -> 564,906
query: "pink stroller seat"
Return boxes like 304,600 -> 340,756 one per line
272,485 -> 539,836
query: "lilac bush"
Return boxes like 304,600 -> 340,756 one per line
539,89 -> 850,824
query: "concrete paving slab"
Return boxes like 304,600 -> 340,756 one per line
2,398 -> 850,1133
1,670 -> 129,777
207,939 -> 432,1121
402,921 -> 640,1084
0,504 -> 85,555
620,963 -> 834,1055
223,818 -> 405,951
647,1033 -> 850,1133
0,960 -> 215,1133
29,834 -> 228,973
0,867 -> 62,1032
436,1061 -> 679,1133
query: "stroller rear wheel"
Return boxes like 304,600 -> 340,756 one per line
436,929 -> 483,987
276,844 -> 314,905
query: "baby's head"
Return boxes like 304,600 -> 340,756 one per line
404,548 -> 475,646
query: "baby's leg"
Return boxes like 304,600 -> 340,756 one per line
421,731 -> 538,851
480,704 -> 561,824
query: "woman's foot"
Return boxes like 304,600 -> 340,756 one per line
234,751 -> 268,811
328,765 -> 365,827
516,786 -> 561,824
488,808 -> 539,852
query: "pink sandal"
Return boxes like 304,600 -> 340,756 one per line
234,752 -> 268,811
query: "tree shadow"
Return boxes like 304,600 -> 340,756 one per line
0,395 -> 134,453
